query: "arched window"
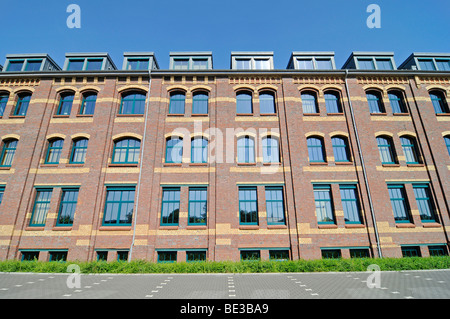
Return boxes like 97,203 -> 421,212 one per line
112,138 -> 140,164
331,136 -> 350,162
259,91 -> 276,114
169,91 -> 185,114
70,138 -> 89,164
366,90 -> 385,113
237,136 -> 255,163
400,136 -> 420,164
445,135 -> 450,156
165,137 -> 183,163
45,138 -> 64,164
56,92 -> 74,115
191,137 -> 208,163
0,139 -> 18,167
301,91 -> 318,113
14,92 -> 32,116
307,136 -> 325,162
80,92 -> 97,115
0,93 -> 9,117
324,91 -> 342,113
262,136 -> 280,163
192,91 -> 208,114
376,136 -> 396,164
388,91 -> 407,113
429,90 -> 449,114
236,91 -> 253,114
120,91 -> 146,115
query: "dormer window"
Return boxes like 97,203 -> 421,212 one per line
231,52 -> 273,70
122,52 -> 159,70
3,54 -> 59,72
64,53 -> 116,71
169,52 -> 212,70
288,52 -> 335,70
343,52 -> 396,70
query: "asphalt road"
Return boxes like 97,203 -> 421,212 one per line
0,269 -> 449,300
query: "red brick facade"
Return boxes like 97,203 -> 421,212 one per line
0,55 -> 449,262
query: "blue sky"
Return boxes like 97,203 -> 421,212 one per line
1,0 -> 449,69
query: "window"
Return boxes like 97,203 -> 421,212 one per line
307,137 -> 325,163
429,245 -> 448,256
324,91 -> 342,113
0,187 -> 4,205
332,136 -> 350,162
401,246 -> 421,257
241,250 -> 260,261
45,138 -> 64,164
388,91 -> 407,113
192,59 -> 208,70
126,58 -> 149,70
400,136 -> 420,164
173,59 -> 189,70
57,189 -> 79,226
316,59 -> 333,69
269,250 -> 290,261
0,94 -> 8,116
236,91 -> 253,114
158,251 -> 177,263
340,185 -> 362,224
436,60 -> 450,71
259,91 -> 276,114
322,249 -> 341,259
366,91 -> 385,113
237,136 -> 255,163
413,184 -> 437,222
297,59 -> 313,69
25,59 -> 42,71
56,92 -> 74,116
388,185 -> 411,223
191,137 -> 208,163
120,92 -> 146,115
314,185 -> 334,224
187,251 -> 207,262
21,251 -> 39,261
49,251 -> 67,262
265,186 -> 285,224
445,136 -> 450,156
0,139 -> 18,167
30,189 -> 52,226
418,59 -> 436,71
161,187 -> 180,225
358,58 -> 375,70
14,92 -> 31,116
103,187 -> 135,225
112,138 -> 140,164
301,91 -> 318,113
80,92 -> 97,115
169,91 -> 185,114
188,187 -> 207,225
375,59 -> 393,70
85,59 -> 103,71
192,92 -> 208,114
97,251 -> 108,261
235,59 -> 251,69
239,187 -> 258,225
7,60 -> 24,71
70,138 -> 88,164
254,59 -> 270,70
429,90 -> 449,114
350,248 -> 370,258
117,251 -> 129,261
67,59 -> 84,71
165,137 -> 183,164
262,136 -> 280,163
376,136 -> 396,164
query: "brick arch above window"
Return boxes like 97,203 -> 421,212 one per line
112,132 -> 142,141
1,134 -> 20,141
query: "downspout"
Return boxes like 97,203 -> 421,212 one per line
344,70 -> 382,258
129,69 -> 152,261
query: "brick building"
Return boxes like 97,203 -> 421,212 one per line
0,50 -> 448,262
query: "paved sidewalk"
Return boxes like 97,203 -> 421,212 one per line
0,269 -> 449,299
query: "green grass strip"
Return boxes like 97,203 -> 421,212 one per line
0,256 -> 449,274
